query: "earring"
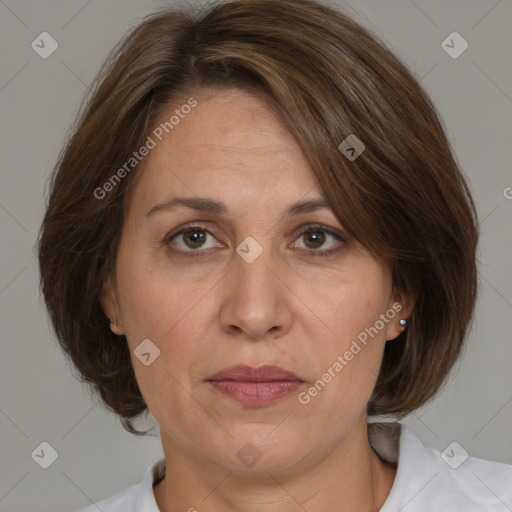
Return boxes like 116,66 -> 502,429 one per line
399,319 -> 407,328
110,318 -> 114,323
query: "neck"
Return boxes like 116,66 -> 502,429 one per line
154,416 -> 396,512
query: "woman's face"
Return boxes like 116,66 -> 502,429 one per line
103,88 -> 408,473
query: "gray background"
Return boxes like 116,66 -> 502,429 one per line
0,0 -> 511,510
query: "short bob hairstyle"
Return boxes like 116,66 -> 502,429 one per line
38,0 -> 478,434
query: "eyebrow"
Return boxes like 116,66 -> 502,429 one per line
145,195 -> 332,219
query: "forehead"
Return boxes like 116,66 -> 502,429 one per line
126,88 -> 322,216
155,88 -> 305,165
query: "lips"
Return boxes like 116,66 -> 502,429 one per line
207,364 -> 304,383
206,365 -> 305,406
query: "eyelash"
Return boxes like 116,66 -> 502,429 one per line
161,223 -> 346,259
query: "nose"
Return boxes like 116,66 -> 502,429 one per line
219,240 -> 293,341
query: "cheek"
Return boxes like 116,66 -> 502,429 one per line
114,240 -> 216,407
302,271 -> 389,348
296,272 -> 390,406
115,237 -> 209,344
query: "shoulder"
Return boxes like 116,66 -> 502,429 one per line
76,483 -> 137,512
418,439 -> 512,510
370,422 -> 512,511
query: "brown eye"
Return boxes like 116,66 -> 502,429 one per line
181,229 -> 207,249
165,226 -> 219,254
302,230 -> 326,249
292,225 -> 346,257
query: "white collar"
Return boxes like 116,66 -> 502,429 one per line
137,421 -> 407,510
128,421 -> 512,511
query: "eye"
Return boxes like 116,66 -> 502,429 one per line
291,224 -> 346,256
162,223 -> 346,259
164,226 -> 220,256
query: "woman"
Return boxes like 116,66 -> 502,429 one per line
37,0 -> 512,510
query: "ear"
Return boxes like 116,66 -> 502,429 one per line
99,273 -> 124,335
385,286 -> 414,341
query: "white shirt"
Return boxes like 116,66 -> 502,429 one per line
78,422 -> 512,511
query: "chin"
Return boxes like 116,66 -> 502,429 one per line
209,427 -> 310,474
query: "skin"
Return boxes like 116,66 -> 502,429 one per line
101,88 -> 413,512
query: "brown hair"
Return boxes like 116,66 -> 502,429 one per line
38,0 -> 478,434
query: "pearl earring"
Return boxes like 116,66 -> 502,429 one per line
399,319 -> 407,328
